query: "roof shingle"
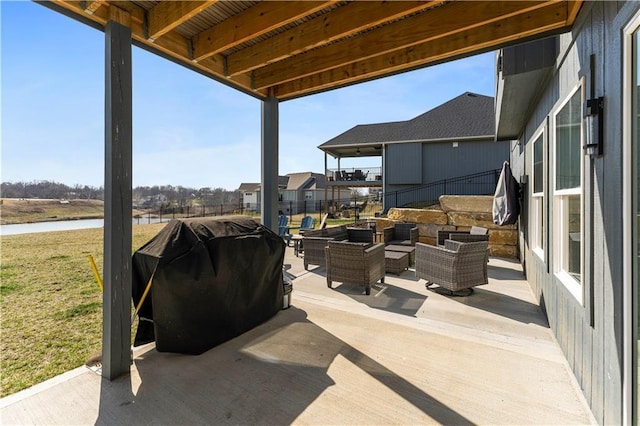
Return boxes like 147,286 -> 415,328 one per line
319,92 -> 495,148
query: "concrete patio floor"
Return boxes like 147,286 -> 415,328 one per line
1,245 -> 596,425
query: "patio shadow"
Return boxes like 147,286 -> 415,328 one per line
438,286 -> 550,328
96,306 -> 473,425
334,281 -> 428,317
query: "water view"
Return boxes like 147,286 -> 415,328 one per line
0,217 -> 170,236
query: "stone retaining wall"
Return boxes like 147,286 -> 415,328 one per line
375,195 -> 518,259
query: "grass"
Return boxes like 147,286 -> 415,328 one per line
0,223 -> 166,397
0,199 -> 106,225
0,209 -> 383,397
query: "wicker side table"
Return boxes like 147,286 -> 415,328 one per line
384,250 -> 409,275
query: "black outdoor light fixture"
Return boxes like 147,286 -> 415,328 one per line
356,148 -> 361,155
583,96 -> 604,158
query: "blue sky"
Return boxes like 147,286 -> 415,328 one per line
1,1 -> 496,191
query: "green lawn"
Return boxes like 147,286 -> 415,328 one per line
0,223 -> 166,397
0,212 -> 380,397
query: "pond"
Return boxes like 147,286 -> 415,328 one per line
0,217 -> 170,236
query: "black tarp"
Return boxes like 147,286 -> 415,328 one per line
132,216 -> 285,355
492,161 -> 521,226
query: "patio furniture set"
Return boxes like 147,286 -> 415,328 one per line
293,221 -> 489,296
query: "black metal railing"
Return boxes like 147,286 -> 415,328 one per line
382,169 -> 500,212
174,169 -> 500,223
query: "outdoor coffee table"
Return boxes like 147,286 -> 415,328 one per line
384,250 -> 409,275
385,244 -> 416,266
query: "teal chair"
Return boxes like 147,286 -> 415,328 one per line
283,215 -> 315,246
277,215 -> 289,238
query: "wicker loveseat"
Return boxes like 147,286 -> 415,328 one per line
383,223 -> 418,246
302,225 -> 373,270
415,240 -> 489,295
325,240 -> 386,295
437,226 -> 488,246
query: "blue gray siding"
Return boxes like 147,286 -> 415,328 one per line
386,142 -> 422,184
422,139 -> 509,183
384,138 -> 508,205
512,2 -> 638,423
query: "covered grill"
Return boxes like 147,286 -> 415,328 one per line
132,216 -> 285,355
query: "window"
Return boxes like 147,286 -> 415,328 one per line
304,191 -> 313,200
552,84 -> 584,302
531,131 -> 545,257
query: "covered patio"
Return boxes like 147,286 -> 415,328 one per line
1,246 -> 595,424
1,2 -> 597,421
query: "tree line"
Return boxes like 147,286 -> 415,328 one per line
1,181 -> 241,209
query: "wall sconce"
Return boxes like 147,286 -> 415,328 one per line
356,148 -> 361,155
583,96 -> 604,158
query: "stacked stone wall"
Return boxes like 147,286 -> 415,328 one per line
376,195 -> 518,259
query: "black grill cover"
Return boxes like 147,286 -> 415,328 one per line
132,216 -> 285,354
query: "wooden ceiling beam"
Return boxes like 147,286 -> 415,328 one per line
147,1 -> 218,41
225,0 -> 440,77
567,0 -> 583,23
274,2 -> 570,99
51,1 -> 255,96
252,1 -> 555,91
191,1 -> 337,63
83,0 -> 106,15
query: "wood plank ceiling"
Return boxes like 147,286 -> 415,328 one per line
46,0 -> 583,101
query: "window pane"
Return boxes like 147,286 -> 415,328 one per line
533,134 -> 544,193
556,91 -> 582,190
567,194 -> 581,282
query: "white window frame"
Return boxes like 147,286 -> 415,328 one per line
622,11 -> 640,425
531,124 -> 546,260
551,80 -> 585,304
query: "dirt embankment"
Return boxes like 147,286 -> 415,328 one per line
0,198 -> 105,225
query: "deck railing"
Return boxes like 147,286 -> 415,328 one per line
382,169 -> 501,211
326,166 -> 382,182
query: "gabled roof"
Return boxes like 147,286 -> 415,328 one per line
238,172 -> 326,192
319,92 -> 495,151
237,183 -> 260,192
283,172 -> 326,190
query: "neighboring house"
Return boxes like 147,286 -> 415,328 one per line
133,193 -> 167,209
495,2 -> 640,423
318,92 -> 510,210
279,172 -> 327,215
237,183 -> 260,212
238,172 -> 327,214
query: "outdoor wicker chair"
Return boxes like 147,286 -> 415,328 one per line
437,226 -> 488,246
383,222 -> 418,246
302,225 -> 373,270
415,240 -> 488,296
325,240 -> 385,295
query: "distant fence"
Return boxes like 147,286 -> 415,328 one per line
138,201 -> 249,222
139,169 -> 501,223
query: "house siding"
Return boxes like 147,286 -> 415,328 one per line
422,139 -> 509,183
386,143 -> 422,185
511,2 -> 639,423
384,139 -> 508,208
